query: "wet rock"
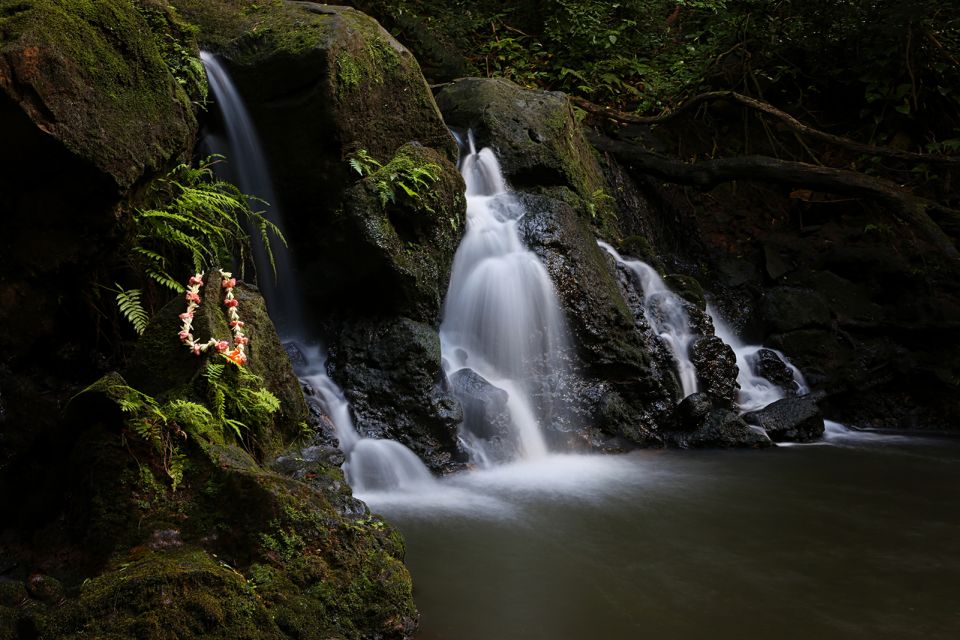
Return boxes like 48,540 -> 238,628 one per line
449,369 -> 511,440
690,336 -> 740,408
327,317 -> 464,473
752,348 -> 799,395
668,409 -> 772,448
674,392 -> 714,432
663,274 -> 707,310
744,396 -> 826,443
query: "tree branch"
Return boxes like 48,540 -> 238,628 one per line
589,133 -> 960,261
571,92 -> 960,166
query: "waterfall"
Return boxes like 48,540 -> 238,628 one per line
201,52 -> 301,336
598,242 -> 699,398
295,345 -> 434,493
440,140 -> 571,465
709,309 -> 809,413
202,53 -> 433,492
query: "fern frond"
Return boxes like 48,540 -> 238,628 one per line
115,286 -> 150,335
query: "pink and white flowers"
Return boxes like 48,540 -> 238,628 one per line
178,270 -> 249,366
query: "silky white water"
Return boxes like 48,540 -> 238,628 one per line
440,141 -> 572,464
709,307 -> 809,413
295,344 -> 435,493
202,55 -> 433,491
201,52 -> 301,334
598,241 -> 700,399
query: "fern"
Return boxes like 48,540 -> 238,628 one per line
118,155 -> 287,332
115,286 -> 150,336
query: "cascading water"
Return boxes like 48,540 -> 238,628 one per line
709,308 -> 809,413
202,53 -> 433,492
597,241 -> 699,398
296,344 -> 434,493
440,140 -> 572,465
201,52 -> 301,335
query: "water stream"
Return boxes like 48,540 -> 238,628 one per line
440,141 -> 572,465
201,52 -> 301,335
202,54 -> 434,491
598,241 -> 700,398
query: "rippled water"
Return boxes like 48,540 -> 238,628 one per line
362,432 -> 960,640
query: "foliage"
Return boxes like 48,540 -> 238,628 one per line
348,148 -> 442,210
78,369 -> 279,491
117,155 -> 285,333
356,0 -> 960,151
114,286 -> 150,336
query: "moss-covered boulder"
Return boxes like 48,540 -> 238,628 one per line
436,77 -> 617,233
337,143 -> 465,321
127,280 -> 307,459
3,283 -> 417,639
170,0 -> 460,322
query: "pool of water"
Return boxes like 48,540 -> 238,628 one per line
360,428 -> 960,640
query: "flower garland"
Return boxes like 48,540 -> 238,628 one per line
178,270 -> 249,366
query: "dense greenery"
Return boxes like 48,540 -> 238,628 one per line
114,156 -> 284,334
357,0 -> 960,151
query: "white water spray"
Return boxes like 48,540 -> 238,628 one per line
296,344 -> 434,493
440,139 -> 572,464
598,241 -> 699,398
709,308 -> 808,413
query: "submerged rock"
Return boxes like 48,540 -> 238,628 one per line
752,348 -> 800,396
744,396 -> 826,443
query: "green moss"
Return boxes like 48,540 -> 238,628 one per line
0,0 -> 197,186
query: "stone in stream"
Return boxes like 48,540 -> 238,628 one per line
744,395 -> 826,443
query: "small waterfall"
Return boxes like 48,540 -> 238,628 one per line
440,140 -> 571,465
598,242 -> 699,398
297,344 -> 435,493
201,52 -> 301,336
202,53 -> 433,492
710,309 -> 809,413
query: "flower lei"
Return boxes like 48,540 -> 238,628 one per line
178,270 -> 249,366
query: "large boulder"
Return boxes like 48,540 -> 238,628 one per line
436,77 -> 607,209
326,317 -> 464,473
0,0 -> 200,391
172,0 -> 461,322
744,396 -> 826,443
665,408 -> 772,449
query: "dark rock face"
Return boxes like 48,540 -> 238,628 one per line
666,408 -> 772,448
327,317 -> 464,473
752,348 -> 800,396
691,336 -> 740,408
174,0 -> 460,323
744,396 -> 826,443
674,392 -> 714,432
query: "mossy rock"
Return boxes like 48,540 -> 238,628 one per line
126,281 -> 307,459
338,143 -> 465,321
436,77 -> 615,231
0,0 -> 198,189
171,1 -> 459,321
0,0 -> 200,370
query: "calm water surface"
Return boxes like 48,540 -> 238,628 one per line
361,429 -> 960,640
